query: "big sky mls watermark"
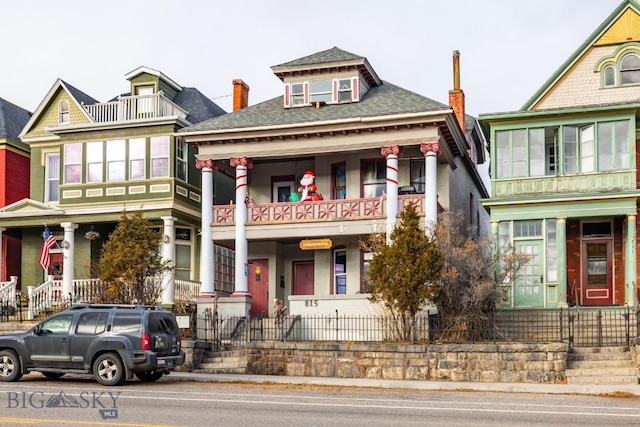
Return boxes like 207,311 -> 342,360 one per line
5,390 -> 121,420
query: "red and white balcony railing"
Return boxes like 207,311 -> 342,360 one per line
213,195 -> 425,225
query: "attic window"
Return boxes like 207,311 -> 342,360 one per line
59,100 -> 70,124
290,83 -> 305,106
338,79 -> 352,102
284,77 -> 358,108
620,53 -> 640,85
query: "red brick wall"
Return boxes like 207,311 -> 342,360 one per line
0,149 -> 30,206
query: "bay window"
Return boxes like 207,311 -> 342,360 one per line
106,140 -> 125,181
86,141 -> 103,183
129,138 -> 146,180
151,136 -> 170,178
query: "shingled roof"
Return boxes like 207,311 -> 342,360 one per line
172,87 -> 226,124
272,46 -> 365,68
180,81 -> 451,133
0,98 -> 31,141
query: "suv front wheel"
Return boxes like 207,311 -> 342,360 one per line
93,353 -> 125,386
0,350 -> 22,382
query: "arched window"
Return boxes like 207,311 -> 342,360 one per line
58,100 -> 70,124
603,65 -> 616,87
620,53 -> 640,85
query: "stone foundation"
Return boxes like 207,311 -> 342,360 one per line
245,341 -> 568,383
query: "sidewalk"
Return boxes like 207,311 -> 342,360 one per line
167,372 -> 640,396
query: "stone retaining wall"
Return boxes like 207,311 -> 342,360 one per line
245,341 -> 569,383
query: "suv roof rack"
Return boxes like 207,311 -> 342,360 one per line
69,304 -> 165,311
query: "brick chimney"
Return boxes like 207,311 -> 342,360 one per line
448,50 -> 465,132
232,79 -> 250,111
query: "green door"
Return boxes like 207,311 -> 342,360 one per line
514,240 -> 544,307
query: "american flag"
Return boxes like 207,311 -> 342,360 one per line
39,226 -> 57,270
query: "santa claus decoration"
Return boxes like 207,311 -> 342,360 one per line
295,170 -> 323,202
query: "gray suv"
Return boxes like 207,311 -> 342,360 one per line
0,304 -> 185,386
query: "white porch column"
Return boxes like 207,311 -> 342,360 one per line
161,216 -> 176,306
196,159 -> 218,296
231,156 -> 252,296
625,214 -> 637,306
60,222 -> 78,299
0,227 -> 4,281
382,145 -> 400,243
420,142 -> 442,231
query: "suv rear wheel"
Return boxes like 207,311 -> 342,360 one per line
0,350 -> 22,382
93,353 -> 125,386
135,370 -> 164,382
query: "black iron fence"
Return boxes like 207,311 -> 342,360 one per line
189,307 -> 638,349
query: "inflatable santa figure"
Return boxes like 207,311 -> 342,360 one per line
297,170 -> 319,202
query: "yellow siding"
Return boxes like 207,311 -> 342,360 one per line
23,88 -> 92,138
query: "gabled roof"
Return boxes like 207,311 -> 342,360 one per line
172,87 -> 226,124
0,198 -> 63,214
180,81 -> 450,134
0,97 -> 31,142
522,0 -> 640,110
124,66 -> 182,91
271,46 -> 382,87
20,79 -> 98,139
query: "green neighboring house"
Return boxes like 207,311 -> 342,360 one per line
0,66 -> 233,308
480,0 -> 640,309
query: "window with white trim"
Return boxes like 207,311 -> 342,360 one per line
58,100 -> 70,124
309,80 -> 332,103
86,141 -> 103,183
362,159 -> 386,197
63,143 -> 82,184
176,138 -> 188,182
290,83 -> 305,106
338,79 -> 352,102
334,248 -> 347,295
106,140 -> 125,181
45,153 -> 60,202
150,136 -> 170,178
129,138 -> 146,180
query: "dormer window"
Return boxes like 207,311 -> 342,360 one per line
338,79 -> 352,102
309,80 -> 332,103
290,83 -> 305,106
59,100 -> 70,124
284,77 -> 358,108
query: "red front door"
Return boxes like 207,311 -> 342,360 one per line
248,259 -> 269,317
292,261 -> 314,295
49,252 -> 64,280
581,240 -> 613,305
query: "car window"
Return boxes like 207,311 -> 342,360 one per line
149,313 -> 178,333
112,313 -> 142,333
76,312 -> 108,335
40,314 -> 74,335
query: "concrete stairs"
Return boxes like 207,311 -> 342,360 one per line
565,346 -> 638,385
194,349 -> 248,374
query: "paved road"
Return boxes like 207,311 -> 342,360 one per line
0,372 -> 638,426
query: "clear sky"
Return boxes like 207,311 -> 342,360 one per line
0,0 -> 622,117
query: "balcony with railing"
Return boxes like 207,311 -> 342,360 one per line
212,194 -> 425,226
82,92 -> 188,124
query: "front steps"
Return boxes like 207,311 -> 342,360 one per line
194,349 -> 247,374
566,346 -> 639,385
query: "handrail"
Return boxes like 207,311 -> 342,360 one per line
0,276 -> 17,307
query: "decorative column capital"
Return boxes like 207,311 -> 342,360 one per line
195,158 -> 218,171
381,145 -> 401,157
230,157 -> 253,169
420,142 -> 442,156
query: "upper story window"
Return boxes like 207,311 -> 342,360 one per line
63,143 -> 82,184
284,77 -> 358,107
129,138 -> 146,180
495,120 -> 630,179
86,141 -> 103,183
362,159 -> 386,197
106,140 -> 126,181
45,153 -> 60,203
410,159 -> 426,193
620,53 -> 640,85
176,138 -> 188,182
332,162 -> 346,199
151,136 -> 170,178
58,100 -> 70,124
597,47 -> 640,88
309,80 -> 332,103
